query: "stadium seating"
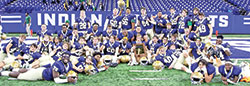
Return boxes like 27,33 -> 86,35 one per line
0,0 -> 249,15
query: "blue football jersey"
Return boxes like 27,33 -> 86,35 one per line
104,41 -> 120,55
3,37 -> 26,54
37,41 -> 54,54
69,33 -> 84,42
155,17 -> 167,34
219,65 -> 242,80
117,31 -> 134,40
52,49 -> 70,61
196,18 -> 211,37
119,42 -> 132,55
21,48 -> 42,64
87,41 -> 102,52
57,30 -> 72,41
87,28 -> 102,37
121,14 -> 136,30
37,30 -> 53,41
138,14 -> 153,30
73,56 -> 86,73
42,61 -> 74,81
132,30 -> 146,37
167,13 -> 179,28
190,42 -> 205,59
107,15 -> 123,29
155,54 -> 176,67
76,17 -> 91,31
102,30 -> 118,38
191,62 -> 216,78
177,16 -> 191,34
147,41 -> 161,54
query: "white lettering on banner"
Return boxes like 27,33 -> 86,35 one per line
91,14 -> 102,26
44,13 -> 56,26
58,14 -> 69,26
243,17 -> 250,25
71,14 -> 75,26
208,15 -> 228,27
219,15 -> 228,27
37,13 -> 42,25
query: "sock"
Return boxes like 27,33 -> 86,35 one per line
1,71 -> 10,76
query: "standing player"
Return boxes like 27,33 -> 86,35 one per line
0,52 -> 77,84
24,13 -> 31,37
138,7 -> 154,39
219,60 -> 242,85
154,11 -> 167,36
167,8 -> 179,29
189,8 -> 200,32
121,7 -> 136,31
176,9 -> 192,39
107,8 -> 123,32
76,10 -> 91,35
195,13 -> 213,43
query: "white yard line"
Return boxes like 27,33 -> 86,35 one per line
129,70 -> 161,72
131,78 -> 168,80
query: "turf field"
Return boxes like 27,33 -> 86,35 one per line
0,34 -> 250,86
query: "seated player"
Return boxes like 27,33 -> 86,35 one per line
52,37 -> 62,49
159,36 -> 170,48
195,13 -> 213,43
87,36 -> 103,56
90,52 -> 107,72
87,23 -> 102,40
190,59 -> 216,84
117,28 -> 134,41
132,26 -> 146,37
69,28 -> 84,45
102,24 -> 118,42
130,34 -> 147,66
0,35 -> 26,68
219,60 -> 242,85
57,24 -> 72,42
71,37 -> 88,57
162,23 -> 172,39
37,24 -> 53,42
168,35 -> 183,49
101,36 -> 120,67
154,46 -> 177,70
37,35 -> 53,55
188,37 -> 206,63
118,37 -> 132,63
215,35 -> 231,61
15,43 -> 42,69
0,52 -> 77,84
146,36 -> 161,63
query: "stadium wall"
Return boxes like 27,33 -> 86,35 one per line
0,11 -> 250,34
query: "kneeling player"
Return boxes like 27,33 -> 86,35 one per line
0,52 -> 77,84
190,59 -> 216,84
219,60 -> 242,85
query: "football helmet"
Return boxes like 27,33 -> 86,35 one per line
97,61 -> 105,69
191,72 -> 204,85
67,70 -> 78,78
103,56 -> 112,66
152,61 -> 164,70
1,33 -> 6,40
11,61 -> 20,69
140,57 -> 148,66
120,55 -> 130,63
84,64 -> 97,75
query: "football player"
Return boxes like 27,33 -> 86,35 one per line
57,24 -> 72,42
138,7 -> 154,39
87,36 -> 103,56
101,36 -> 120,67
37,24 -> 53,42
87,23 -> 102,40
121,7 -> 136,31
102,24 -> 118,42
195,13 -> 213,43
107,8 -> 123,32
52,37 -> 62,49
190,59 -> 216,84
132,26 -> 146,37
146,36 -> 161,63
167,8 -> 179,29
76,10 -> 91,34
37,35 -> 53,55
189,8 -> 200,32
162,23 -> 173,39
0,52 -> 77,84
188,37 -> 206,63
117,28 -> 134,41
176,9 -> 192,39
118,37 -> 132,63
130,34 -> 147,65
219,60 -> 242,85
69,28 -> 84,45
0,35 -> 26,62
154,46 -> 177,69
71,37 -> 88,57
154,11 -> 167,36
215,35 -> 231,61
